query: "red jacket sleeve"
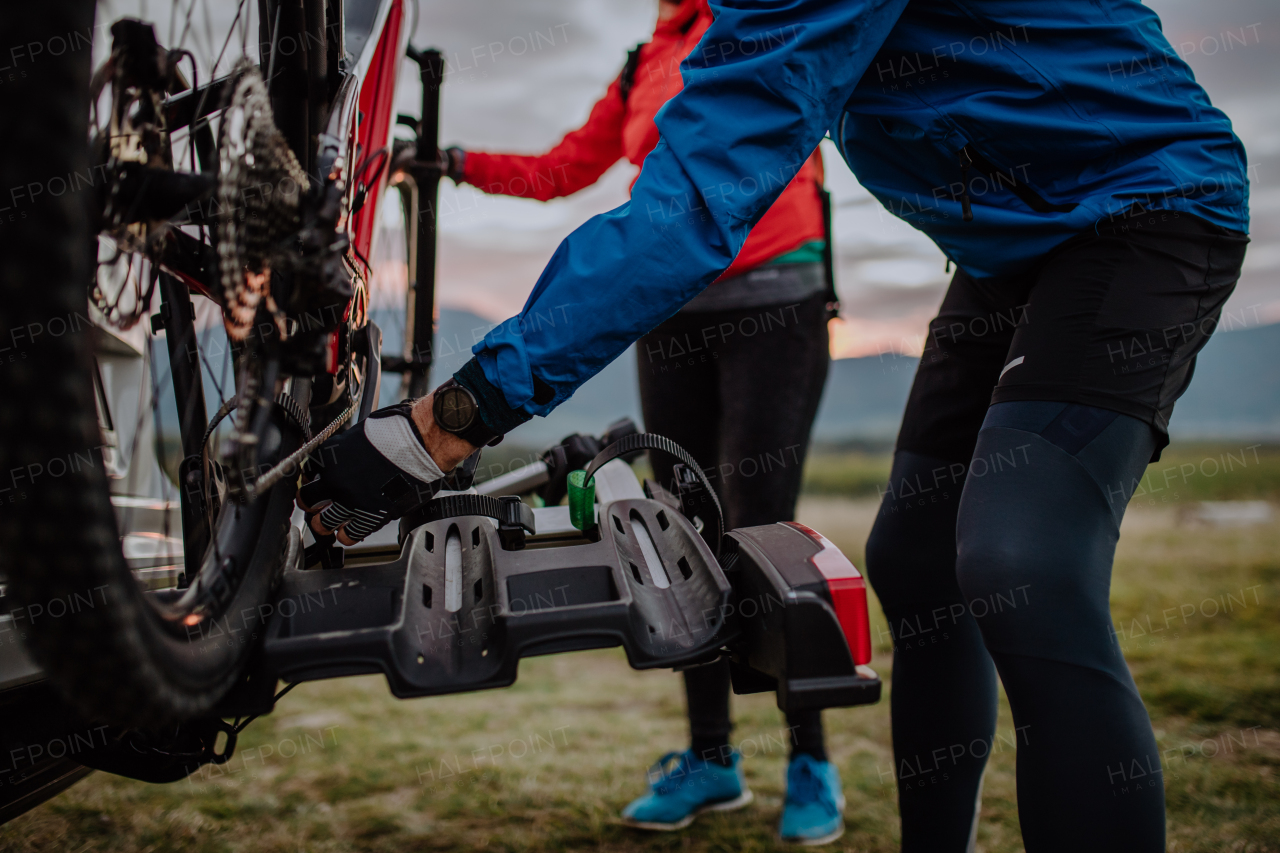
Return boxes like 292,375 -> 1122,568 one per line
462,78 -> 627,202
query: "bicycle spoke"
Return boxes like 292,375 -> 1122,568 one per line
82,0 -> 356,608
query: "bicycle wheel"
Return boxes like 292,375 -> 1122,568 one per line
0,0 -> 346,725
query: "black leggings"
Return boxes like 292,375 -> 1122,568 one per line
868,408 -> 1162,852
638,291 -> 831,762
864,215 -> 1246,852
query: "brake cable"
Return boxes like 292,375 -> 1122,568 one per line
243,402 -> 353,500
230,681 -> 298,736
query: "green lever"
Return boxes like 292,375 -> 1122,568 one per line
567,469 -> 596,532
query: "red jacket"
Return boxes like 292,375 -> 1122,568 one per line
461,0 -> 826,278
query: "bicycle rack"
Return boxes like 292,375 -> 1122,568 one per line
260,462 -> 732,697
255,461 -> 881,713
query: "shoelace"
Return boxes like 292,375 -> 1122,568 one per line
648,751 -> 699,796
787,759 -> 836,811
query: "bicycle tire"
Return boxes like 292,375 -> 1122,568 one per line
0,3 -> 301,726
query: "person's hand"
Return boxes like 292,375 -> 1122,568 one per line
437,146 -> 466,183
297,396 -> 476,545
391,146 -> 465,183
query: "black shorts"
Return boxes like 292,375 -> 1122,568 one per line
897,211 -> 1249,464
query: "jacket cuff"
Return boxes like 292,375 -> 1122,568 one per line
446,147 -> 467,183
459,150 -> 485,187
454,357 -> 532,437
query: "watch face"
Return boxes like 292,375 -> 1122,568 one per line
435,385 -> 477,433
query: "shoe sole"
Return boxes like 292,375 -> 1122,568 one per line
621,789 -> 755,831
779,794 -> 846,847
780,822 -> 845,847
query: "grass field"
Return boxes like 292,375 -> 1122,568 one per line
2,444 -> 1278,852
801,441 -> 1280,502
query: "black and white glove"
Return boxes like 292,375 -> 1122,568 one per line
437,146 -> 466,183
298,403 -> 445,544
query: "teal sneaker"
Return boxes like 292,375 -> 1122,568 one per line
779,754 -> 845,845
621,750 -> 753,830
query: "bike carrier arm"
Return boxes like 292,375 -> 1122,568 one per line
382,46 -> 444,398
254,440 -> 879,715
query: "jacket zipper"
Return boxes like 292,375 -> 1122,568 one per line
957,148 -> 974,222
957,143 -> 1078,220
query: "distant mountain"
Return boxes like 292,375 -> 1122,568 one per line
810,353 -> 916,443
156,309 -> 1280,451
810,321 -> 1280,443
1169,321 -> 1280,439
371,307 -> 643,447
378,309 -> 1280,445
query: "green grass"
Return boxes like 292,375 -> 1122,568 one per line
802,450 -> 894,498
3,445 -> 1278,852
1129,442 -> 1280,503
803,441 -> 1280,502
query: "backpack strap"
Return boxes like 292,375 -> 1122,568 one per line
819,184 -> 841,319
618,44 -> 644,104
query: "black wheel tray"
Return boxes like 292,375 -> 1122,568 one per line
261,498 -> 734,697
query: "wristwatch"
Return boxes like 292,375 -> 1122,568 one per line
432,379 -> 503,447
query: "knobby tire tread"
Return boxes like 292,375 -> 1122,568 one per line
0,2 -> 287,726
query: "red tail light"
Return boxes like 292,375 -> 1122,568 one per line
784,522 -> 873,665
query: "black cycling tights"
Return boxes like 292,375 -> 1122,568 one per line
866,401 -> 1165,853
639,292 -> 832,767
683,658 -> 825,765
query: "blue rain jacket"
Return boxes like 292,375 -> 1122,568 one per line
469,0 -> 1249,421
